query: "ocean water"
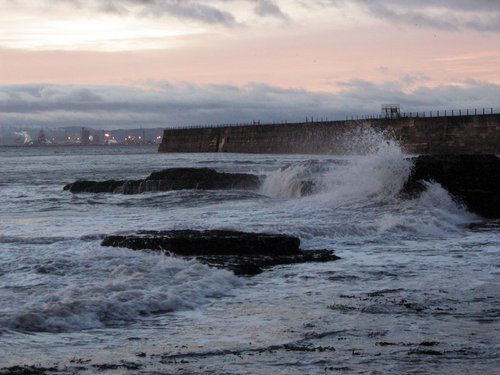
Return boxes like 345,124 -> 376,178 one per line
0,138 -> 498,374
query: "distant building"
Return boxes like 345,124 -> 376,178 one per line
37,129 -> 47,145
81,128 -> 90,144
381,104 -> 401,119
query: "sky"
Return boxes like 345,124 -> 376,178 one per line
1,0 -> 500,129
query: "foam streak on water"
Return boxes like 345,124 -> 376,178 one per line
0,142 -> 497,374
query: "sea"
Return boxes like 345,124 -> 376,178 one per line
0,134 -> 498,374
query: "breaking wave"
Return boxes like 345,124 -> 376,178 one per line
1,243 -> 241,333
259,128 -> 477,238
260,129 -> 412,203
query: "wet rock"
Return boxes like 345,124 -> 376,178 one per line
101,230 -> 339,276
402,154 -> 500,218
64,168 -> 261,194
63,179 -> 133,193
0,366 -> 57,375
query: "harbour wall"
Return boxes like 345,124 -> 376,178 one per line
158,114 -> 500,154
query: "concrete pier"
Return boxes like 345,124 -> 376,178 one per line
159,114 -> 500,154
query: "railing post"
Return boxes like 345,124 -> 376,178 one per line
491,108 -> 493,114
452,110 -> 454,116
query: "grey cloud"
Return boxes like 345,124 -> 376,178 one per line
323,0 -> 500,12
138,1 -> 236,26
320,0 -> 500,32
254,0 -> 289,20
40,0 -> 294,26
32,0 -> 500,30
49,0 -> 236,26
97,1 -> 130,15
1,81 -> 499,130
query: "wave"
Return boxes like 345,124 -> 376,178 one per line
259,160 -> 333,198
260,129 -> 412,204
0,235 -> 74,245
259,129 -> 478,239
1,243 -> 241,333
376,181 -> 478,236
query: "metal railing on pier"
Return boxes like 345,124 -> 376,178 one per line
346,107 -> 500,121
165,107 -> 500,130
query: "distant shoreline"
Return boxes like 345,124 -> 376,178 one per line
0,143 -> 159,148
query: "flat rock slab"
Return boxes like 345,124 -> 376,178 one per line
64,167 -> 261,194
101,230 -> 339,276
402,154 -> 500,218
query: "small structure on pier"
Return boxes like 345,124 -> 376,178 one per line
381,104 -> 400,119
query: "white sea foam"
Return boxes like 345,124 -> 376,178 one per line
259,160 -> 330,198
377,181 -> 478,236
1,242 -> 241,333
261,128 -> 412,205
259,128 -> 476,241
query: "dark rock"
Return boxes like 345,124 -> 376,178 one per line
102,230 -> 301,255
64,168 -> 260,194
63,179 -> 132,193
0,366 -> 57,375
144,168 -> 260,191
101,230 -> 339,276
402,154 -> 500,218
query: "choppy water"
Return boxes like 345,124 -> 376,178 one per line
0,139 -> 498,374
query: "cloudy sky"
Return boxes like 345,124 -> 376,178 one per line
1,0 -> 500,129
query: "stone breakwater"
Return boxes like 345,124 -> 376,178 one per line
158,114 -> 500,154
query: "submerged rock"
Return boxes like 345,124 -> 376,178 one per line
64,168 -> 261,194
403,154 -> 500,218
101,230 -> 339,276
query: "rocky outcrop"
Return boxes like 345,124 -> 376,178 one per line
64,168 -> 261,194
101,230 -> 339,276
402,154 -> 500,218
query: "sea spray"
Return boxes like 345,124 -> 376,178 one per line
259,128 -> 478,243
259,160 -> 332,198
318,135 -> 411,205
377,181 -> 478,237
261,128 -> 412,204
